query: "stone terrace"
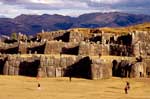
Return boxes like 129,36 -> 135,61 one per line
0,28 -> 150,79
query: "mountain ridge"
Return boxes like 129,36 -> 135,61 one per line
0,12 -> 150,35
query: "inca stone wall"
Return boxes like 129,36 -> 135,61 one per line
91,58 -> 112,79
131,62 -> 146,78
1,55 -> 82,77
78,42 -> 102,56
0,54 -> 117,79
0,55 -> 150,79
44,41 -> 63,54
143,58 -> 150,77
132,31 -> 150,56
18,43 -> 27,54
0,43 -> 19,54
0,28 -> 150,79
44,41 -> 79,55
3,55 -> 40,76
69,32 -> 85,42
0,55 -> 7,74
110,44 -> 133,56
37,30 -> 67,41
1,30 -> 149,58
39,55 -> 78,77
101,44 -> 110,55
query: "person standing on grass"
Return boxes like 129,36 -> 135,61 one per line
38,82 -> 41,90
36,74 -> 41,90
124,81 -> 130,94
69,67 -> 72,82
69,74 -> 72,82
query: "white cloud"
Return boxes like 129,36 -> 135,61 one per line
90,0 -> 121,4
28,0 -> 62,4
0,0 -> 149,18
0,5 -> 18,16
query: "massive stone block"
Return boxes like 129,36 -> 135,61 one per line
69,32 -> 85,42
78,42 -> 102,56
132,31 -> 150,56
19,43 -> 27,54
91,59 -> 112,79
131,62 -> 146,78
3,55 -> 40,77
44,41 -> 64,54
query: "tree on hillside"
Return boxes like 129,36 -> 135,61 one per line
11,32 -> 17,40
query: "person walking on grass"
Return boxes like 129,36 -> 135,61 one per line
36,74 -> 41,90
124,81 -> 130,94
68,67 -> 72,82
38,82 -> 41,90
69,74 -> 72,82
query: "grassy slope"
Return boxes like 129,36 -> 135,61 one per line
100,22 -> 150,34
0,76 -> 150,99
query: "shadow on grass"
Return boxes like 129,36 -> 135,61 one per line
108,86 -> 122,89
25,87 -> 36,91
104,90 -> 119,93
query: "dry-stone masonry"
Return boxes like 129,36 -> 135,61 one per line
0,28 -> 150,79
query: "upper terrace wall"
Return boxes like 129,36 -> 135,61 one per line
37,28 -> 102,43
1,40 -> 108,56
132,31 -> 150,56
1,29 -> 150,58
44,41 -> 79,55
0,40 -> 134,57
44,41 -> 63,54
44,41 -> 110,56
19,42 -> 46,54
78,42 -> 109,56
0,43 -> 19,54
69,32 -> 85,42
37,30 -> 67,41
110,44 -> 133,56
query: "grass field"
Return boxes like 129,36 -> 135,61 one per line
100,22 -> 150,34
0,76 -> 150,99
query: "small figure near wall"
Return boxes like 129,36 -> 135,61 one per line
38,83 -> 41,90
124,81 -> 130,94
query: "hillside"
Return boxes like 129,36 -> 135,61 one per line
0,12 -> 150,35
100,22 -> 150,34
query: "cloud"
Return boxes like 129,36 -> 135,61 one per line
85,0 -> 150,14
0,0 -> 88,10
0,0 -> 149,17
23,1 -> 88,10
89,0 -> 121,4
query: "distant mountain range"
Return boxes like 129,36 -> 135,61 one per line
0,12 -> 150,35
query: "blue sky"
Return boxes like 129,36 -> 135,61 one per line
0,0 -> 150,18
